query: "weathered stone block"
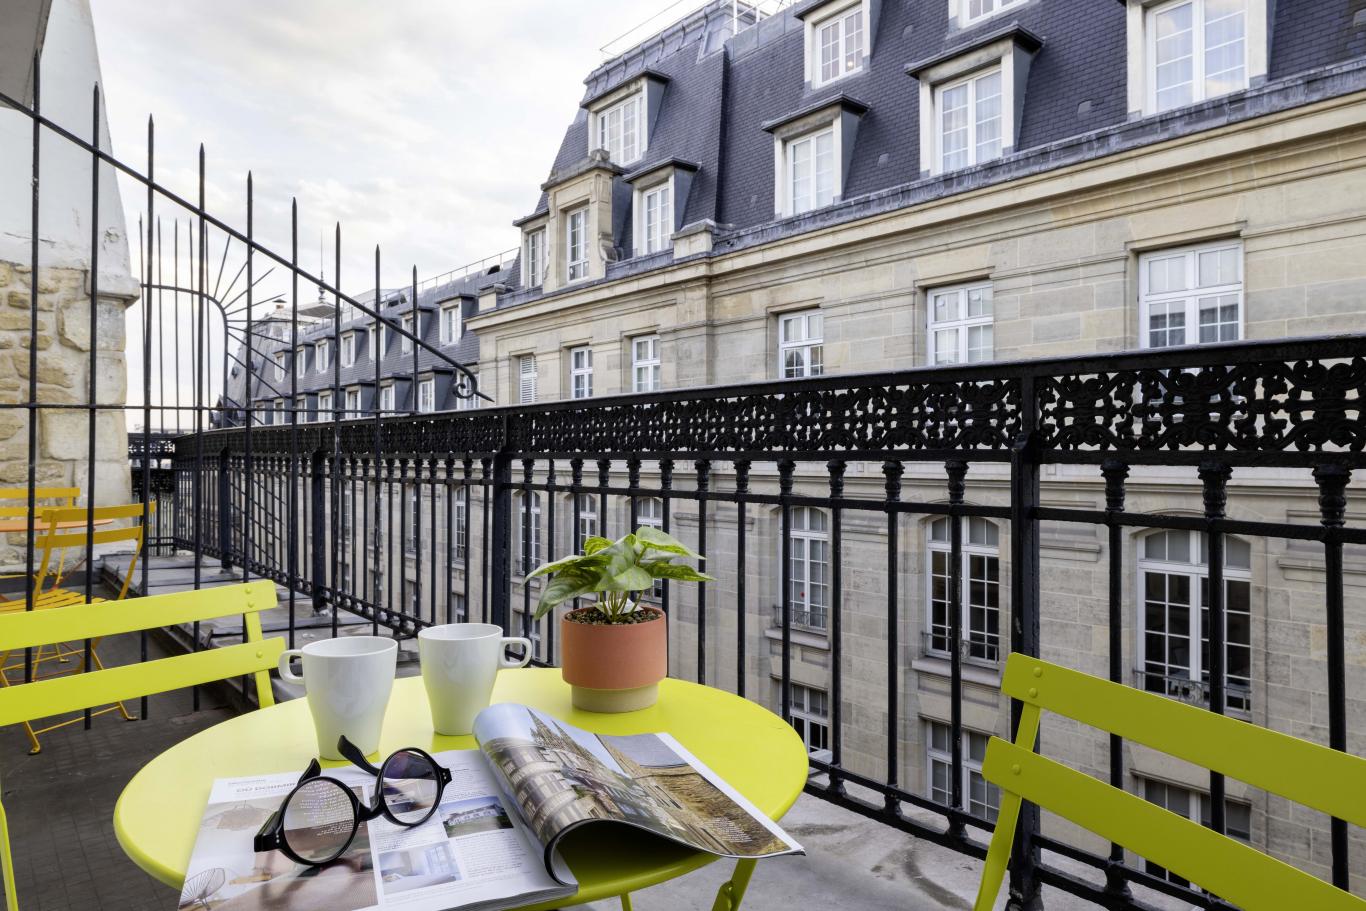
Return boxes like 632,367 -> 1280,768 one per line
56,298 -> 125,352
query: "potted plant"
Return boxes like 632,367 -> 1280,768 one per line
528,526 -> 712,713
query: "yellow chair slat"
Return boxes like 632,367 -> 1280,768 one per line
981,739 -> 1366,911
0,637 -> 283,729
0,579 -> 276,652
0,487 -> 79,520
1001,654 -> 1366,829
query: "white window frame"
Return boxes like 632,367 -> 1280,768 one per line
518,355 -> 537,405
566,208 -> 590,283
933,66 -> 1004,174
1144,0 -> 1249,114
786,507 -> 829,632
927,721 -> 1000,821
417,378 -> 436,414
575,493 -> 599,546
778,310 -> 824,379
1139,241 -> 1243,349
636,497 -> 665,599
570,346 -> 593,399
927,282 -> 994,365
631,335 -> 661,393
317,390 -> 333,420
592,90 -> 645,165
295,396 -> 308,423
1138,529 -> 1252,712
926,517 -> 1003,666
400,314 -> 415,354
273,352 -> 286,382
957,0 -> 1026,27
452,490 -> 468,563
516,492 -> 542,574
368,323 -> 379,360
789,683 -> 830,754
781,126 -> 837,217
340,333 -> 356,368
295,347 -> 306,378
440,305 -> 461,345
378,384 -> 395,414
456,378 -> 480,411
807,1 -> 867,88
314,339 -> 331,373
344,388 -> 360,418
523,228 -> 547,288
635,179 -> 674,256
274,399 -> 285,424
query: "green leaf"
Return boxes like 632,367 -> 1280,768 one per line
526,552 -> 607,580
633,525 -> 701,559
645,560 -> 714,583
595,564 -> 654,593
582,536 -> 613,556
533,565 -> 600,619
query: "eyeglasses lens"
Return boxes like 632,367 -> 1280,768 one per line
380,750 -> 440,825
282,778 -> 357,863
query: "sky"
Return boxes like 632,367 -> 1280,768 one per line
92,0 -> 714,294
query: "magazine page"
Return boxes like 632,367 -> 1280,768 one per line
472,703 -> 802,860
177,749 -> 575,911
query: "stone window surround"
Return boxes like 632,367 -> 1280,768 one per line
582,71 -> 669,167
1125,223 -> 1245,348
339,331 -> 357,368
947,0 -> 1030,30
567,343 -> 593,399
799,0 -> 876,89
520,217 -> 548,290
763,94 -> 869,219
906,24 -> 1042,178
624,159 -> 699,260
1124,0 -> 1270,117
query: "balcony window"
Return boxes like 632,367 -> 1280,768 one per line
317,391 -> 333,420
400,314 -> 414,354
959,0 -> 1025,26
1138,529 -> 1252,712
786,127 -> 835,216
639,182 -> 673,255
417,379 -> 435,414
315,339 -> 331,373
440,305 -> 460,345
784,507 -> 829,632
1148,0 -> 1246,113
570,346 -> 593,399
632,335 -> 661,393
1140,778 -> 1251,885
936,67 -> 1002,173
576,493 -> 598,546
595,91 -> 643,165
637,497 -> 665,599
340,333 -> 356,368
566,208 -> 589,283
789,684 -> 830,754
523,228 -> 546,288
379,384 -> 395,414
928,721 -> 999,822
344,388 -> 360,418
928,282 -> 994,365
518,355 -> 537,405
927,516 -> 1001,665
1140,242 -> 1243,348
516,492 -> 542,574
811,2 -> 864,87
778,310 -> 824,379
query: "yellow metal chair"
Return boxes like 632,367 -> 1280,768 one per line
0,504 -> 154,752
0,579 -> 282,911
0,487 -> 80,585
972,654 -> 1366,911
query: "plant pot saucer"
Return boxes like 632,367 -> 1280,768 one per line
570,682 -> 659,713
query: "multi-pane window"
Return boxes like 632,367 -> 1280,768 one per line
440,306 -> 460,345
523,229 -> 546,287
927,517 -> 1002,664
570,346 -> 593,399
1140,242 -> 1242,348
344,388 -> 360,418
814,3 -> 863,86
937,68 -> 1003,173
516,493 -> 542,574
340,333 -> 356,368
369,323 -> 380,360
787,507 -> 829,632
1140,778 -> 1251,885
296,396 -> 308,422
596,92 -> 643,164
778,311 -> 824,378
317,390 -> 333,420
566,208 -> 589,282
1139,529 -> 1252,712
518,355 -> 537,405
417,379 -> 435,414
456,379 -> 480,411
928,283 -> 993,365
576,494 -> 599,546
400,314 -> 415,354
274,399 -> 285,424
295,347 -> 306,378
789,684 -> 830,754
452,491 -> 467,562
450,593 -> 467,623
960,0 -> 1025,25
637,497 -> 665,599
315,339 -> 331,373
632,335 -> 661,393
1148,0 -> 1247,113
928,721 -> 999,821
640,183 -> 673,255
787,128 -> 835,215
274,352 -> 286,381
379,384 -> 395,414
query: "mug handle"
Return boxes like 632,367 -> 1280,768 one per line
278,649 -> 305,682
500,637 -> 534,668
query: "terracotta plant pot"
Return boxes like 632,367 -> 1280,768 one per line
560,606 -> 667,713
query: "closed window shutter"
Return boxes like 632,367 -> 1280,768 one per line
519,355 -> 537,404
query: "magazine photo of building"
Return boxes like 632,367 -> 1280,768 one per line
378,843 -> 461,896
442,797 -> 515,840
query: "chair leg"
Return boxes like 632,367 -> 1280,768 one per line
710,859 -> 757,911
0,798 -> 18,911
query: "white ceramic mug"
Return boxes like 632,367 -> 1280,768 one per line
418,623 -> 532,736
278,636 -> 397,760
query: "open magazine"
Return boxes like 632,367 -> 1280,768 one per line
177,703 -> 801,910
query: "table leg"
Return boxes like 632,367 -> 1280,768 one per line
619,893 -> 634,911
710,858 -> 757,911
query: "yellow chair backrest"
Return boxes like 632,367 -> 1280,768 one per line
0,488 -> 79,520
0,579 -> 281,728
973,653 -> 1366,911
33,503 -> 154,602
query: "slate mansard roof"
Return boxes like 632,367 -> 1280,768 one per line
502,0 -> 1366,306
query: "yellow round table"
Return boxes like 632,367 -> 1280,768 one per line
114,668 -> 809,909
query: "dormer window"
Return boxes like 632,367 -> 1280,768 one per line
315,339 -> 330,373
595,91 -> 643,165
765,96 -> 867,219
340,332 -> 356,368
958,0 -> 1026,27
788,128 -> 835,215
566,207 -> 590,282
400,314 -> 414,354
523,228 -> 546,288
937,67 -> 1003,173
638,181 -> 673,255
811,2 -> 865,86
440,304 -> 461,345
1127,0 -> 1263,117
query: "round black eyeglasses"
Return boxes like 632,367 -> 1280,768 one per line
253,736 -> 452,866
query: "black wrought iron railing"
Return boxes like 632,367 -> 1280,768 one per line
155,334 -> 1364,911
